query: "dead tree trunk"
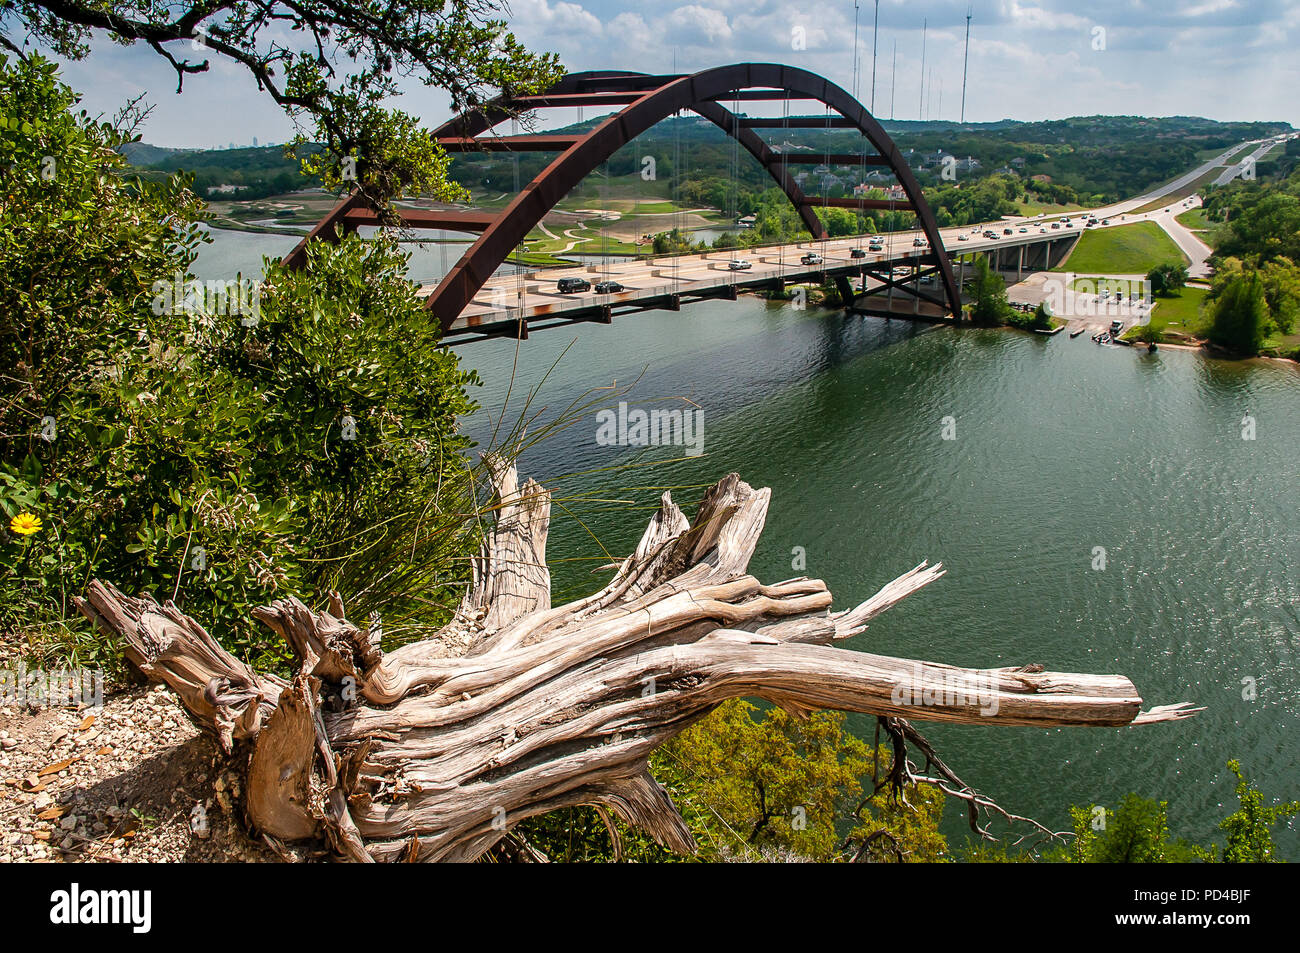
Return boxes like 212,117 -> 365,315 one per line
75,465 -> 1198,862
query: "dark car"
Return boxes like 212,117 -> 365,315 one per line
1002,227 -> 1013,235
594,280 -> 624,294
850,248 -> 867,258
557,277 -> 591,293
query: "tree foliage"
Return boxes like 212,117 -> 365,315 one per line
1198,760 -> 1300,863
1147,262 -> 1188,297
516,700 -> 948,863
1,1 -> 563,207
1050,794 -> 1196,863
1208,271 -> 1271,355
0,55 -> 478,667
968,256 -> 1014,326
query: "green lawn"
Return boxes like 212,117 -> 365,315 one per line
1052,221 -> 1190,275
1129,168 -> 1222,214
1122,286 -> 1210,343
1068,276 -> 1145,296
1175,207 -> 1213,231
1222,143 -> 1258,165
1262,329 -> 1300,359
1015,199 -> 1088,216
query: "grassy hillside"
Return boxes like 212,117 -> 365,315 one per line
1053,221 -> 1190,274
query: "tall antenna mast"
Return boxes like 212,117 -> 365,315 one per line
852,0 -> 860,99
919,17 -> 927,120
890,39 -> 897,119
961,4 -> 972,123
871,0 -> 880,112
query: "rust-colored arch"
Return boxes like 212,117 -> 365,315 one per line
284,63 -> 961,334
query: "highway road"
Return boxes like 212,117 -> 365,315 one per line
1211,135 -> 1291,186
424,135 -> 1293,338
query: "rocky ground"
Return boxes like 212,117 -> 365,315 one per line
0,685 -> 277,863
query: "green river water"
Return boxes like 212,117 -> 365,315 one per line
457,297 -> 1300,854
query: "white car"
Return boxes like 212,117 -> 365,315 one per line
958,234 -> 970,241
728,259 -> 752,271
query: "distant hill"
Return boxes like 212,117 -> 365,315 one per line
118,114 -> 1294,210
117,141 -> 185,165
123,142 -> 322,201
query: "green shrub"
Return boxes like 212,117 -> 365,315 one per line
514,699 -> 948,863
969,257 -> 1015,326
1198,760 -> 1300,863
1147,262 -> 1188,296
1208,272 -> 1270,355
1,54 -> 478,669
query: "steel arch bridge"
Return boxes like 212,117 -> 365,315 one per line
283,63 -> 961,341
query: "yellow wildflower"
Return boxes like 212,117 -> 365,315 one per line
9,513 -> 41,536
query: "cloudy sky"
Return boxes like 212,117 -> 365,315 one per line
41,0 -> 1300,149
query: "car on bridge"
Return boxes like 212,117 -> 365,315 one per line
982,230 -> 1000,239
958,234 -> 970,241
868,240 -> 884,251
912,237 -> 927,247
728,259 -> 753,270
1051,222 -> 1061,229
556,277 -> 591,293
800,253 -> 824,265
1003,228 -> 1013,235
850,247 -> 867,258
594,280 -> 624,294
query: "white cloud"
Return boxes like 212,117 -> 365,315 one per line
664,6 -> 734,46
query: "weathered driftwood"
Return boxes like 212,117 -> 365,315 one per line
75,465 -> 1198,862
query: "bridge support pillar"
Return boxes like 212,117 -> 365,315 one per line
835,275 -> 854,309
1017,245 -> 1024,282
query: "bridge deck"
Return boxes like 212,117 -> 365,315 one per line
424,224 -> 1079,340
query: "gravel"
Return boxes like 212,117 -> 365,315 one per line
0,686 -> 278,863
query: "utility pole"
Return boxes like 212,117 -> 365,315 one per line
961,4 -> 972,123
871,0 -> 880,113
852,0 -> 860,100
919,17 -> 927,120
